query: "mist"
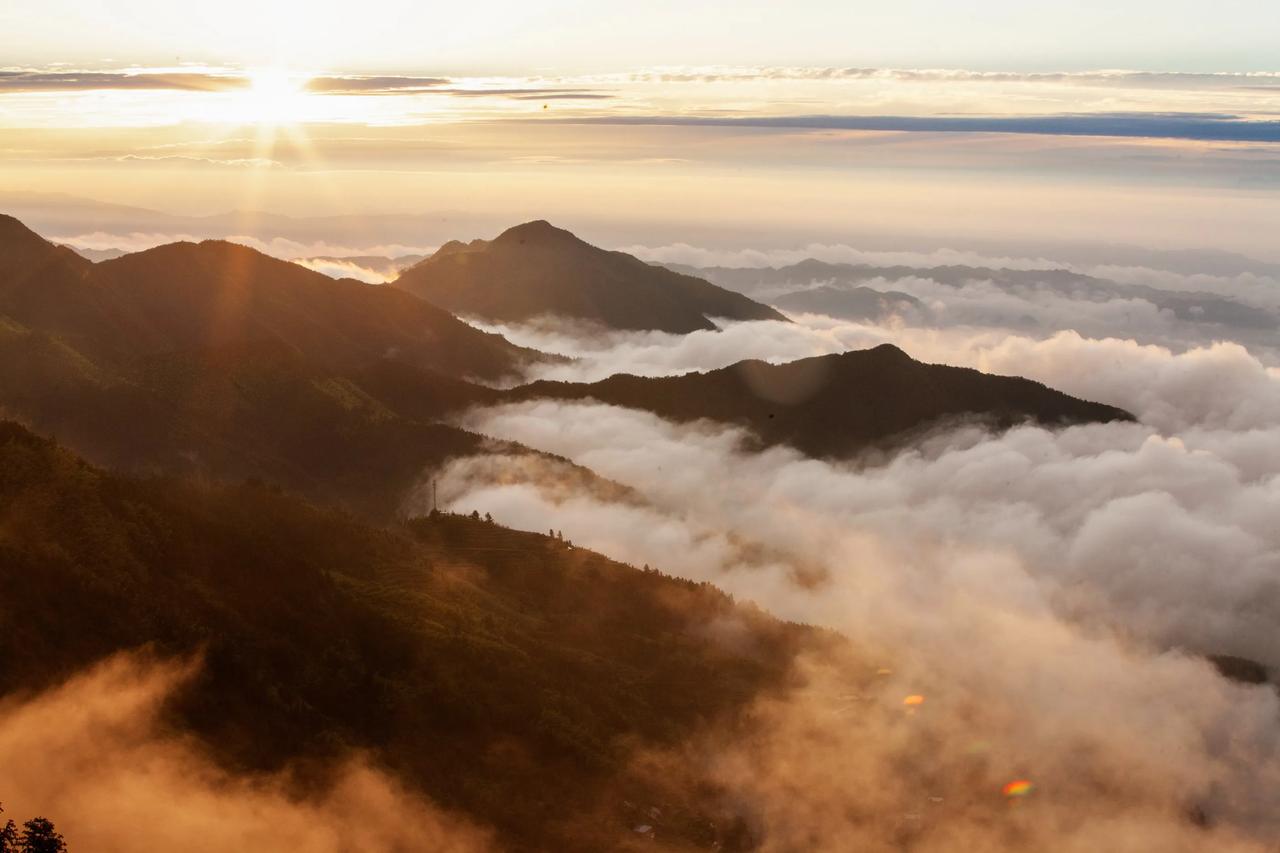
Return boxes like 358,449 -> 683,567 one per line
0,654 -> 493,853
414,318 -> 1280,847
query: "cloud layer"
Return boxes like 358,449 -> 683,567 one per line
566,113 -> 1280,143
0,653 -> 493,852
419,320 -> 1280,847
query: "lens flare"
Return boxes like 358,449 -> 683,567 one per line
1002,779 -> 1035,798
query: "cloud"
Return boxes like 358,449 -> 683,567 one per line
113,154 -> 284,168
419,322 -> 1280,845
0,652 -> 493,852
442,88 -> 613,100
634,647 -> 1277,851
49,230 -> 206,253
429,352 -> 1280,844
305,75 -> 611,100
562,113 -> 1280,144
432,320 -> 1280,647
628,66 -> 1280,91
292,257 -> 393,283
625,242 -> 1081,271
306,75 -> 453,94
0,70 -> 247,93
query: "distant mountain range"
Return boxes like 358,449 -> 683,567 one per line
0,213 -> 1134,516
670,259 -> 1278,333
772,285 -> 923,323
393,220 -> 787,333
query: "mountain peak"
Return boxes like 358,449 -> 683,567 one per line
863,342 -> 913,361
394,220 -> 789,333
0,213 -> 88,279
492,219 -> 584,248
0,213 -> 54,252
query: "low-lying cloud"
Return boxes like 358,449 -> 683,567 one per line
0,653 -> 493,852
418,321 -> 1280,847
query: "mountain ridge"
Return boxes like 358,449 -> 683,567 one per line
508,343 -> 1134,459
395,220 -> 789,333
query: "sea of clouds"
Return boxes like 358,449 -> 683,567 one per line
423,301 -> 1280,847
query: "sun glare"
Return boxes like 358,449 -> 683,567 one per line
234,68 -> 311,125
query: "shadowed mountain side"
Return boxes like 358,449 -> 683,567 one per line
394,220 -> 788,333
508,344 -> 1135,460
0,422 -> 824,851
0,214 -> 542,382
0,329 -> 497,517
0,214 -> 574,516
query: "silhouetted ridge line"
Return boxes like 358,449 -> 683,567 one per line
395,220 -> 788,333
509,345 -> 1134,459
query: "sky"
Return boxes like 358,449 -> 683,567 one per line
0,0 -> 1277,256
5,0 -> 1280,72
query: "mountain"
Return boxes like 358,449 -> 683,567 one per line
0,216 -> 539,380
773,285 -> 923,322
0,214 -> 1130,515
394,220 -> 788,333
511,344 -> 1134,459
0,215 -> 551,516
0,421 -> 821,851
64,245 -> 128,262
675,259 -> 1277,332
0,212 -> 91,284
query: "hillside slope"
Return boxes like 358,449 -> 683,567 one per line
0,421 -> 821,852
394,220 -> 787,333
0,215 -> 551,516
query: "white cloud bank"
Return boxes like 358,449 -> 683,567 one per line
413,322 -> 1280,848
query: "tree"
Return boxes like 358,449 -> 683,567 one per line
484,512 -> 493,523
19,818 -> 65,853
0,803 -> 18,853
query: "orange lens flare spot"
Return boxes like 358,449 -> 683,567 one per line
1002,780 -> 1035,798
903,694 -> 925,706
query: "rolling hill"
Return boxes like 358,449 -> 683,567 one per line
393,220 -> 788,333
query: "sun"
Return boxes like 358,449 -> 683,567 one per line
233,68 -> 311,125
